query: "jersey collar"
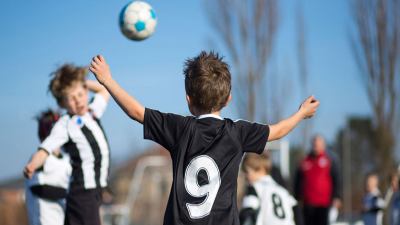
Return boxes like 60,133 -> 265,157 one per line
197,114 -> 223,120
259,175 -> 275,184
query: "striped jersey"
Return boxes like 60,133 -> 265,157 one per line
240,175 -> 297,225
40,94 -> 109,189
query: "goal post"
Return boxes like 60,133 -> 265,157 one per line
265,139 -> 290,179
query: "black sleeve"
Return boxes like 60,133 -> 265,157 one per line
240,185 -> 259,225
239,208 -> 258,225
143,108 -> 188,151
235,120 -> 269,154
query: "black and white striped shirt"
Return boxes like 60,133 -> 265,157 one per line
40,94 -> 109,189
240,175 -> 297,225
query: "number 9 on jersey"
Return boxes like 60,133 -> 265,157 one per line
184,155 -> 221,219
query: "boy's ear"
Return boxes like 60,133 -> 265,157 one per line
186,95 -> 191,105
225,94 -> 232,106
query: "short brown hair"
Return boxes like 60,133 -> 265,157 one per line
184,51 -> 231,113
48,64 -> 88,106
242,153 -> 271,174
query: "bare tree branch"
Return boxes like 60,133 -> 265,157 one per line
350,0 -> 400,182
296,0 -> 312,150
205,0 -> 279,121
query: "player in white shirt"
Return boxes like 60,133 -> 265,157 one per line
25,110 -> 72,225
240,153 -> 297,225
24,65 -> 111,225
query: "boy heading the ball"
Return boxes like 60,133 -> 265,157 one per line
24,64 -> 111,225
89,52 -> 319,225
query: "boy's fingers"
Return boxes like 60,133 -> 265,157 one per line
92,57 -> 99,64
23,167 -> 32,179
98,55 -> 105,62
91,61 -> 99,69
89,66 -> 98,73
313,101 -> 320,107
94,56 -> 101,64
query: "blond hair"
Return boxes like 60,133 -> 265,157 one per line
242,153 -> 272,174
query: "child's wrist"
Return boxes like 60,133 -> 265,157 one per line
27,163 -> 36,172
297,109 -> 307,119
100,76 -> 113,86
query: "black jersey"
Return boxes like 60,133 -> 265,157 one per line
143,108 -> 269,225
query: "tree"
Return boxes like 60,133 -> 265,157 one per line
296,0 -> 312,150
350,0 -> 400,182
334,117 -> 377,219
204,0 -> 279,121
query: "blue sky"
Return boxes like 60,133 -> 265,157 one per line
0,0 -> 374,181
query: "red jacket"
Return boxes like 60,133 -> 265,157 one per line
294,151 -> 340,207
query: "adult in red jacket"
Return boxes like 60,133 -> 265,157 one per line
294,135 -> 341,225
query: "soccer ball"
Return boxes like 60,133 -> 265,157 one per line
119,1 -> 157,41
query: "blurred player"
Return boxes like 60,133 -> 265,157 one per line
240,153 -> 297,225
24,64 -> 111,225
25,109 -> 72,225
387,170 -> 400,225
362,172 -> 385,225
294,135 -> 341,225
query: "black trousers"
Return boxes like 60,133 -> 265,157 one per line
65,187 -> 102,225
303,205 -> 329,225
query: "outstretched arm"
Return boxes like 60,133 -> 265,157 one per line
89,55 -> 145,123
268,96 -> 319,141
23,149 -> 49,179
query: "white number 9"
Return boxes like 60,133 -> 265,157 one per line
184,155 -> 221,219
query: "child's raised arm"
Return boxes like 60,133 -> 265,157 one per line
89,55 -> 145,123
86,79 -> 110,102
268,96 -> 319,141
23,149 -> 49,179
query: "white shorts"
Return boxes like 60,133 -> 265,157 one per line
25,186 -> 66,225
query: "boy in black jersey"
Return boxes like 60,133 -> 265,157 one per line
89,52 -> 319,225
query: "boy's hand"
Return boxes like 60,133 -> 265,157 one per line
268,95 -> 319,141
299,96 -> 320,119
23,163 -> 35,179
89,55 -> 112,85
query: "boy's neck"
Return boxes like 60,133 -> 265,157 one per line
252,173 -> 268,183
67,108 -> 89,116
195,110 -> 221,117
